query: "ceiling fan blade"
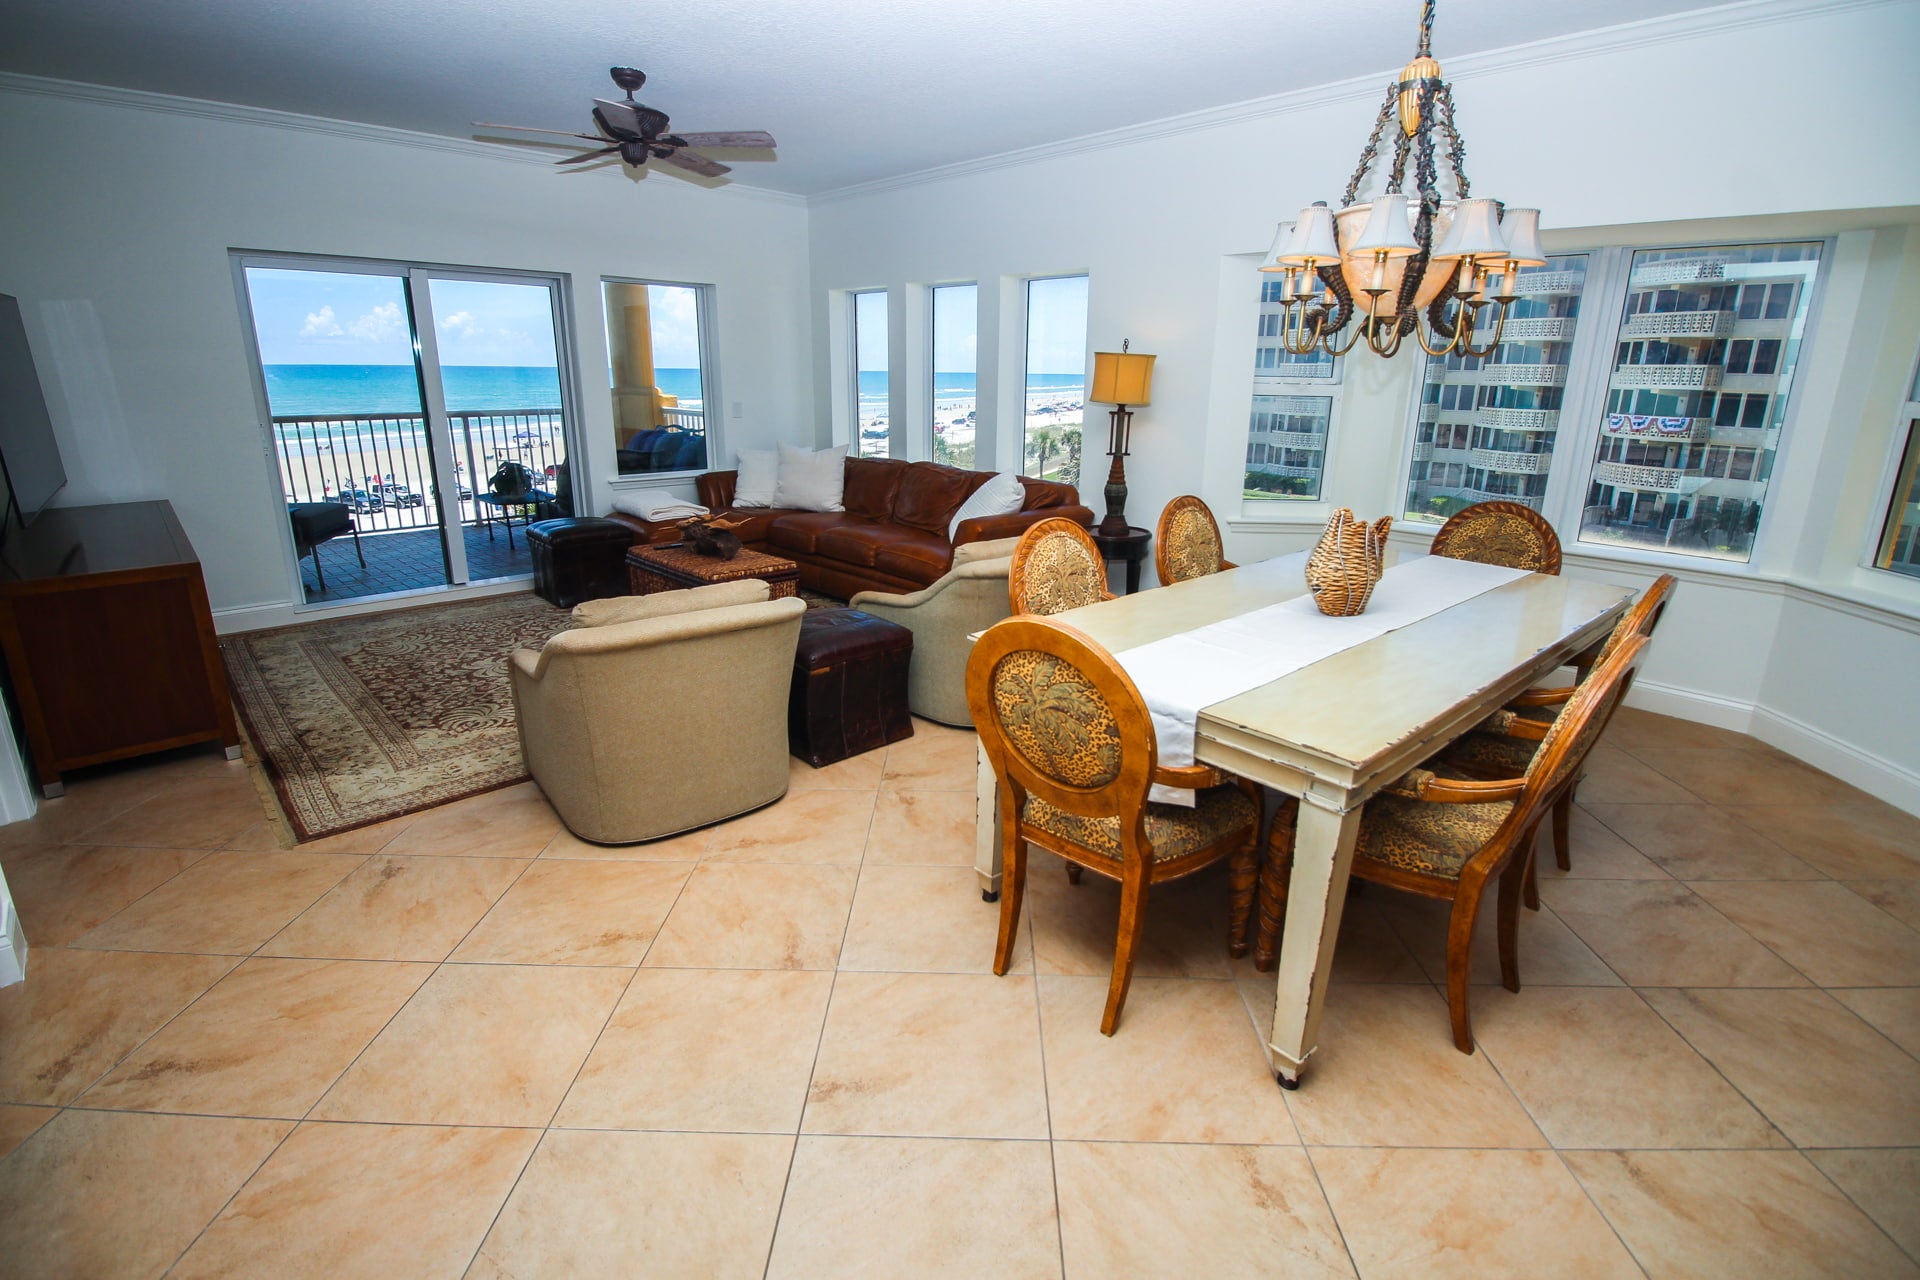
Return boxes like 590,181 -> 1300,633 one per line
557,145 -> 622,166
673,131 -> 777,149
593,98 -> 645,129
659,149 -> 731,178
472,122 -> 605,142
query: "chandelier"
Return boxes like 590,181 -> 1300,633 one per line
1261,0 -> 1546,360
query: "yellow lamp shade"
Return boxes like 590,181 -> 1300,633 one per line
1090,350 -> 1155,405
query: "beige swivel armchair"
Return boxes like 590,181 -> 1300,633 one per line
510,579 -> 806,843
847,536 -> 1019,727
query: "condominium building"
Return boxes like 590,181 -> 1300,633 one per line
1245,279 -> 1336,502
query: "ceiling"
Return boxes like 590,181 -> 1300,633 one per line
1,0 -> 1726,195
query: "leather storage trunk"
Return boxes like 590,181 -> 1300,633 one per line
527,517 -> 634,608
788,608 -> 915,767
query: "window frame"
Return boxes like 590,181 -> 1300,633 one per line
928,281 -> 979,470
849,287 -> 891,459
1019,273 -> 1090,485
1867,348 -> 1920,579
600,275 -> 720,483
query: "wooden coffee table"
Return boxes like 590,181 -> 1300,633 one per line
625,543 -> 801,599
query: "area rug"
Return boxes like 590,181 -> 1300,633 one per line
221,593 -> 573,842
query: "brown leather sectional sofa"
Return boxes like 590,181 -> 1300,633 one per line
606,457 -> 1093,599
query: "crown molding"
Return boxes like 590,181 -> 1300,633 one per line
0,72 -> 809,208
811,0 -> 1910,205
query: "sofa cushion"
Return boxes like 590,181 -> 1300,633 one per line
772,443 -> 848,512
875,528 -> 957,583
892,462 -> 991,535
710,507 -> 797,546
767,511 -> 852,556
1018,476 -> 1080,510
816,521 -> 893,567
734,449 -> 780,507
843,457 -> 910,518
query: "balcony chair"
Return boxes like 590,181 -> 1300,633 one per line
287,501 -> 362,593
967,615 -> 1261,1035
509,579 -> 805,844
1008,517 -> 1115,616
1255,632 -> 1649,1053
1430,500 -> 1563,574
1154,495 -> 1237,585
846,536 -> 1020,727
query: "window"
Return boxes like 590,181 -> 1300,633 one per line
1022,275 -> 1088,483
851,290 -> 890,458
1401,255 -> 1589,524
1245,270 -> 1345,505
930,284 -> 978,469
604,280 -> 710,475
1579,242 -> 1821,561
1872,362 -> 1920,578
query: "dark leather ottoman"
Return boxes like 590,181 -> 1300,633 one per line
528,517 -> 633,608
790,608 -> 914,767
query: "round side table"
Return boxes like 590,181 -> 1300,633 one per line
1091,526 -> 1153,595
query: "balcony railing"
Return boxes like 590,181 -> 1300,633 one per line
1623,310 -> 1736,340
273,408 -> 567,533
1610,364 -> 1723,390
1469,447 -> 1552,475
1508,271 -> 1584,296
1629,259 -> 1729,288
1463,363 -> 1567,387
1602,413 -> 1711,443
1497,317 -> 1576,342
1591,461 -> 1711,495
1472,407 -> 1558,433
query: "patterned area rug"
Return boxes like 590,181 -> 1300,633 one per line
222,593 -> 573,842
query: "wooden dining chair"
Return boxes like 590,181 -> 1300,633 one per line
966,616 -> 1261,1035
1430,500 -> 1562,575
1446,573 -> 1676,899
1254,633 -> 1650,1053
1008,517 -> 1115,616
1154,495 -> 1237,585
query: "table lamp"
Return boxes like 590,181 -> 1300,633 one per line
1089,340 -> 1156,538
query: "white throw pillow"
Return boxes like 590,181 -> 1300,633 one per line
772,443 -> 848,512
732,448 -> 780,508
948,472 -> 1026,540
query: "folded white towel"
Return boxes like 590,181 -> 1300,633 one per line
610,492 -> 709,522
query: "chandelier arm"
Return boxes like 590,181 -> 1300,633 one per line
1313,263 -> 1355,336
1432,84 -> 1470,198
1342,87 -> 1401,208
1460,303 -> 1510,360
1414,315 -> 1465,357
1323,311 -> 1372,358
1387,107 -> 1415,193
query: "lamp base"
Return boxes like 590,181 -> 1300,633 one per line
1098,448 -> 1130,539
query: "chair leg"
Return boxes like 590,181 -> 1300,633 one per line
1227,831 -> 1258,959
1101,865 -> 1151,1036
1523,834 -> 1541,912
1497,856 -> 1526,995
993,835 -> 1028,977
1065,863 -> 1083,885
1552,793 -> 1572,871
1252,799 -> 1297,973
1444,886 -> 1485,1054
311,545 -> 326,592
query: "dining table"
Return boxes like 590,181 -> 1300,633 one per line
972,548 -> 1632,1087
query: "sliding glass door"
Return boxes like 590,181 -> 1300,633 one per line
238,258 -> 575,605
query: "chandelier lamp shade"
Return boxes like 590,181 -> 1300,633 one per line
1260,0 -> 1547,361
1089,340 -> 1156,538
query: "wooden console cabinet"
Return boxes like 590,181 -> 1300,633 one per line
0,501 -> 240,796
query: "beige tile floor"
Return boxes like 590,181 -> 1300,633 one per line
1,708 -> 1917,1278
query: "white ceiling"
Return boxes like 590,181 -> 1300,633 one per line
1,0 -> 1726,195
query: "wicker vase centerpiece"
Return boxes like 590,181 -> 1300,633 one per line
1305,508 -> 1392,616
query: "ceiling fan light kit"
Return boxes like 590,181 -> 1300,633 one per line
1261,0 -> 1545,362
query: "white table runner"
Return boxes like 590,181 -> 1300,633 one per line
1115,553 -> 1529,803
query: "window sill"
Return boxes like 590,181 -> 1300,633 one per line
608,472 -> 707,488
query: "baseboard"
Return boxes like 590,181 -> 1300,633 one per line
1629,678 -> 1919,817
214,577 -> 533,634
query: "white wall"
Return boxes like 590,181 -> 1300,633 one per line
0,81 -> 816,621
807,0 -> 1920,811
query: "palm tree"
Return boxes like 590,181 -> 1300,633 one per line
1027,427 -> 1061,479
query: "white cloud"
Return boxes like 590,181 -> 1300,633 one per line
300,305 -> 342,337
438,309 -> 480,336
346,301 -> 405,344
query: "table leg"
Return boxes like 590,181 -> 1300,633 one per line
505,510 -> 517,551
1266,794 -> 1364,1087
1125,555 -> 1142,595
974,739 -> 1003,901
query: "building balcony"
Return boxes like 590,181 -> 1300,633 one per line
1464,363 -> 1567,387
1496,317 -> 1576,342
1258,431 -> 1328,450
1469,447 -> 1551,475
1508,271 -> 1584,296
1629,259 -> 1730,288
1418,402 -> 1440,423
1472,407 -> 1558,434
1411,442 -> 1432,463
1591,461 -> 1712,495
1602,414 -> 1711,443
1623,310 -> 1736,340
1246,462 -> 1324,480
1610,363 -> 1723,390
1708,425 -> 1772,449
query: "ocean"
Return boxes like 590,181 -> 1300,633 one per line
262,364 -> 705,417
861,371 -> 1085,412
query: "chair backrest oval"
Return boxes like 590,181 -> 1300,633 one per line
1523,632 -> 1648,807
1155,495 -> 1228,585
1009,517 -> 1108,616
965,616 -> 1155,823
1431,501 -> 1562,575
1591,573 -> 1677,671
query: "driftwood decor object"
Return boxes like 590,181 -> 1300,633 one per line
1305,508 -> 1392,616
677,513 -> 747,559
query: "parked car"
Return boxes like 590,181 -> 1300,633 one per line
378,484 -> 424,508
343,488 -> 384,512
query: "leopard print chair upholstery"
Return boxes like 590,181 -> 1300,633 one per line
967,615 -> 1260,1035
1155,495 -> 1236,586
1430,501 -> 1562,575
1008,517 -> 1112,616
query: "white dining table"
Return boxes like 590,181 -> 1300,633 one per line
972,551 -> 1631,1087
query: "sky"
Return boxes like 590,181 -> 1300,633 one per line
246,268 -> 563,367
1025,274 -> 1088,375
866,275 -> 1089,376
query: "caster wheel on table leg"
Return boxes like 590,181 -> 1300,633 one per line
1276,1072 -> 1300,1091
982,890 -> 1000,903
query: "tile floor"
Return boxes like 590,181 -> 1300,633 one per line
1,708 -> 1917,1277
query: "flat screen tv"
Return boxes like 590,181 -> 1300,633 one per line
0,293 -> 66,527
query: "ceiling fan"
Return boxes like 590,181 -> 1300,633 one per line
474,66 -> 776,179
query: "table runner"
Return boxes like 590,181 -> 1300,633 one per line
1115,552 -> 1529,803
